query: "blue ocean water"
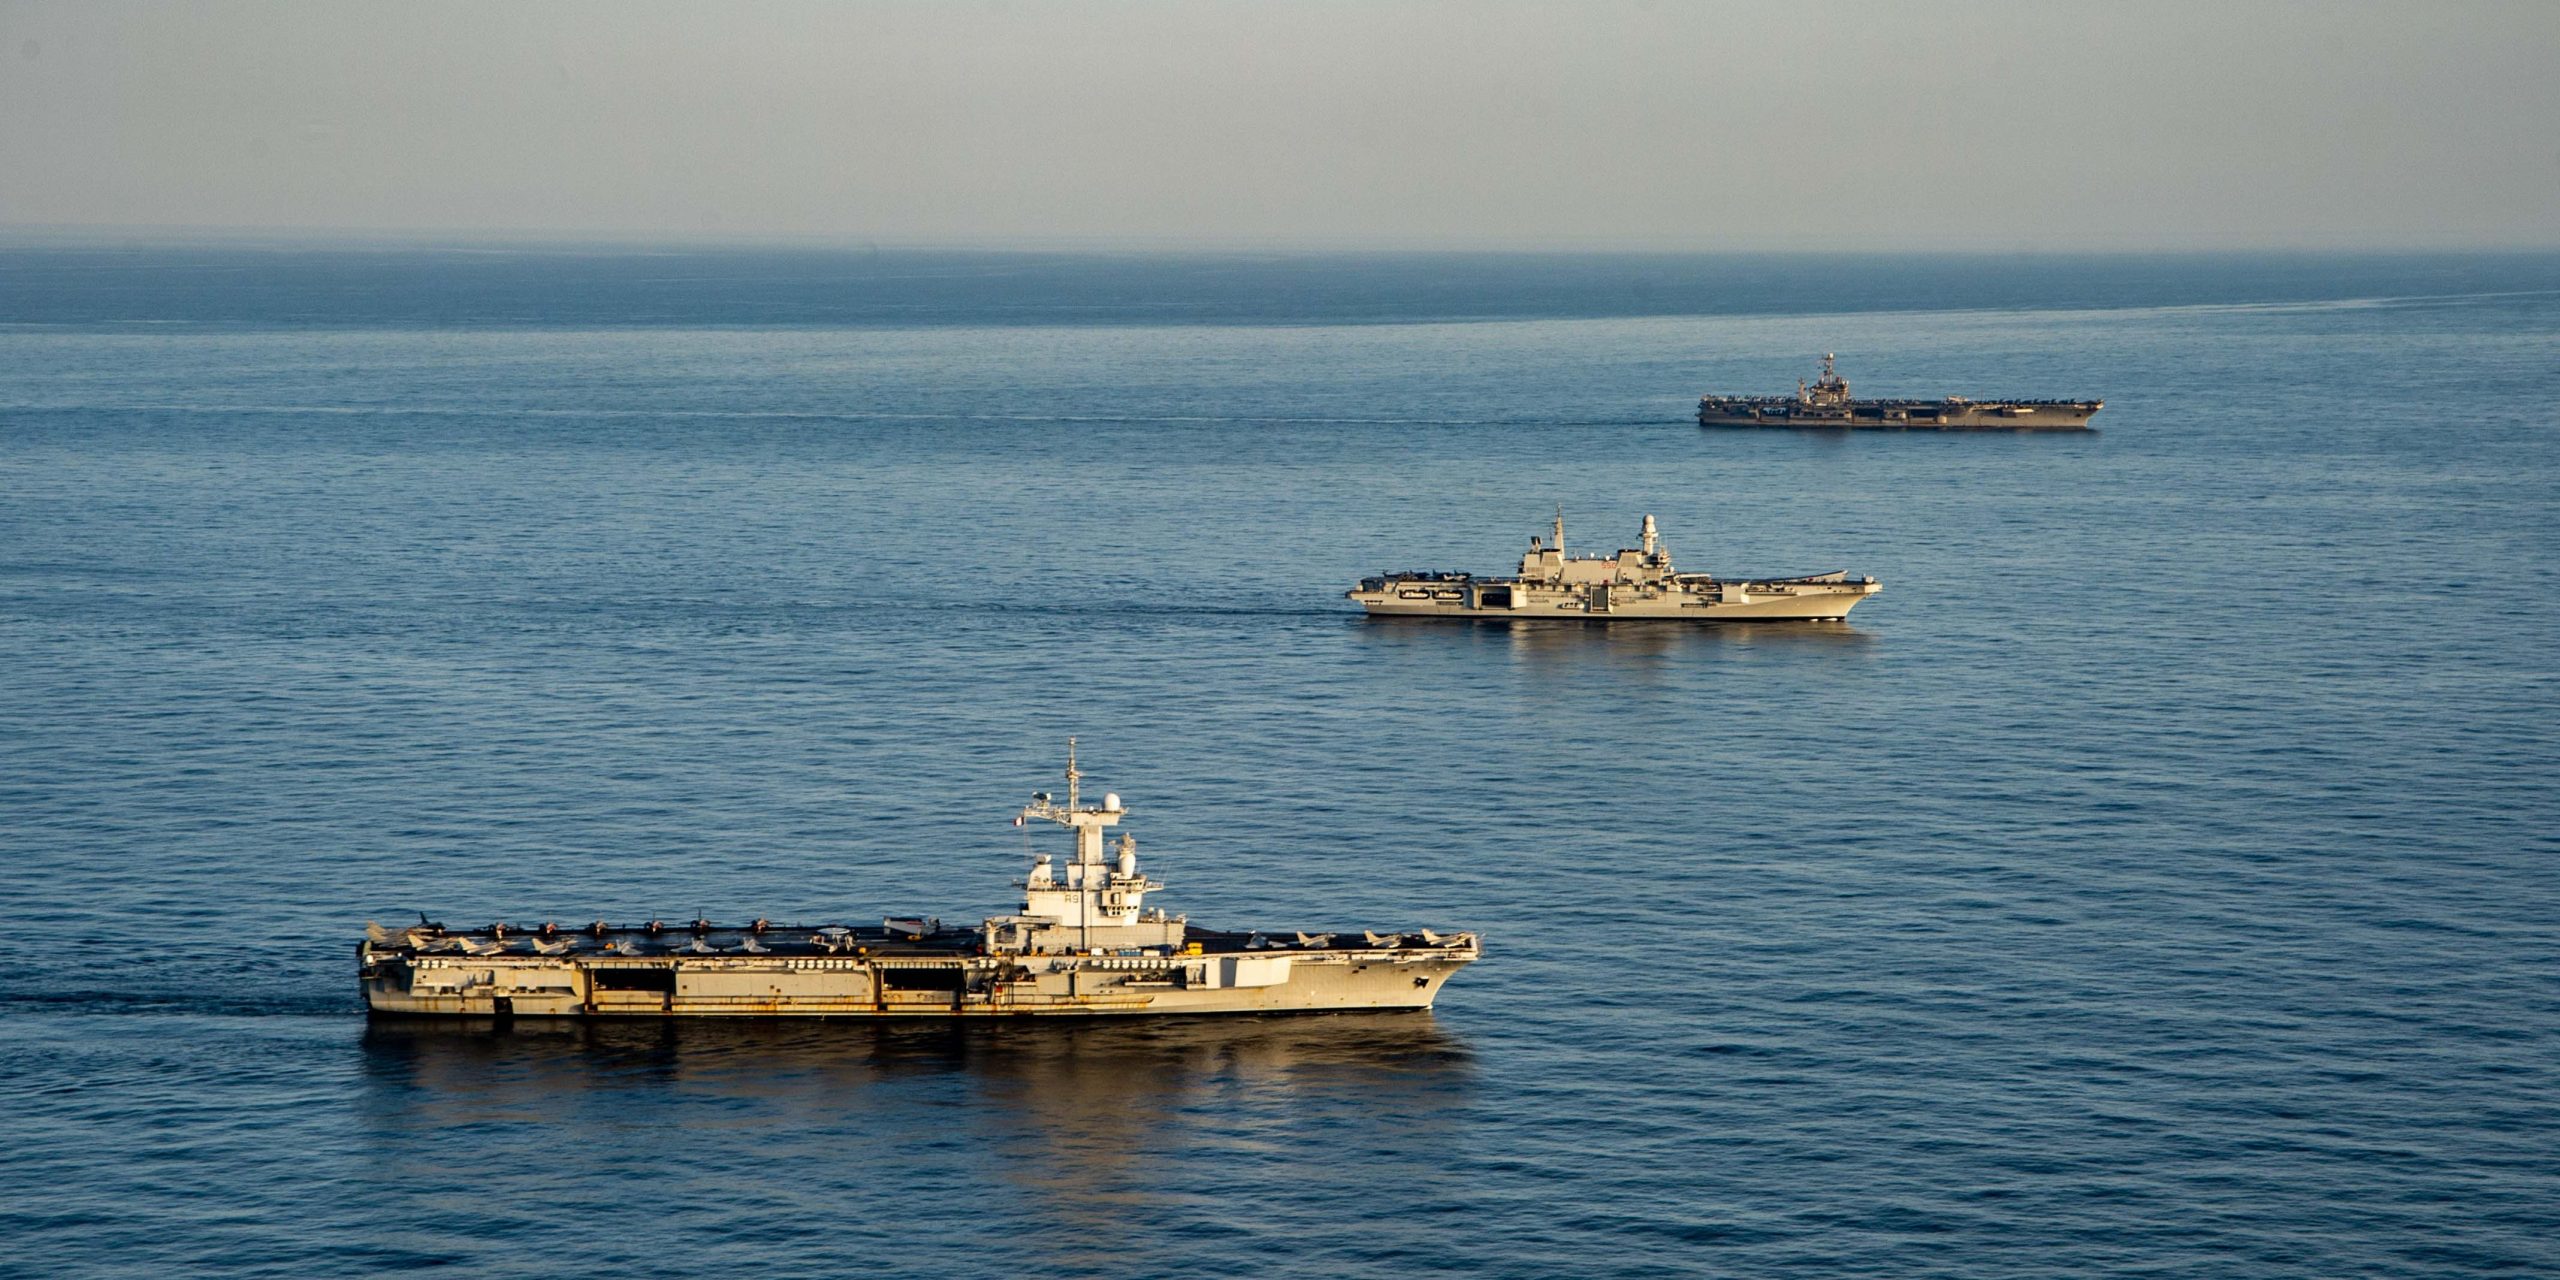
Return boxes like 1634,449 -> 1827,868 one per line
2,246 -> 2556,1278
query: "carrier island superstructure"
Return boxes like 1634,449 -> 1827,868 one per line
1699,353 -> 2101,431
1349,512 -> 1878,622
359,745 -> 1480,1018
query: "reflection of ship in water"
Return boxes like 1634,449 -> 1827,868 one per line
1493,614 -> 1875,662
359,1015 -> 1472,1233
1355,607 -> 1876,664
361,1014 -> 1470,1100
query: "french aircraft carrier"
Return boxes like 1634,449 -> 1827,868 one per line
1349,512 -> 1878,622
1698,353 -> 2101,431
359,744 -> 1481,1019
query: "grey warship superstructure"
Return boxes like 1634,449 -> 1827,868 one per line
359,744 -> 1480,1019
1698,353 -> 2101,431
1349,512 -> 1878,622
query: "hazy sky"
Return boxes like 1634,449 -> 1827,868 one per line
4,0 -> 2555,250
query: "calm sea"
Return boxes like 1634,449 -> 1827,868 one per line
3,246 -> 2556,1278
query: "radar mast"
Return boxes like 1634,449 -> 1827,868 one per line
1017,739 -> 1155,933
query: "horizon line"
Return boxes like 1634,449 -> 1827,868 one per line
6,223 -> 2559,258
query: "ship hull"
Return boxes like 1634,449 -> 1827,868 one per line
1697,399 -> 2100,431
362,947 -> 1474,1018
1352,596 -> 1868,621
1349,576 -> 1878,622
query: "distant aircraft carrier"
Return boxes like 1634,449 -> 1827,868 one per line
1698,354 -> 2101,431
1348,512 -> 1878,622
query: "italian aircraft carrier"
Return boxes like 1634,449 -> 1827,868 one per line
359,744 -> 1480,1019
1349,512 -> 1878,622
1698,353 -> 2101,431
